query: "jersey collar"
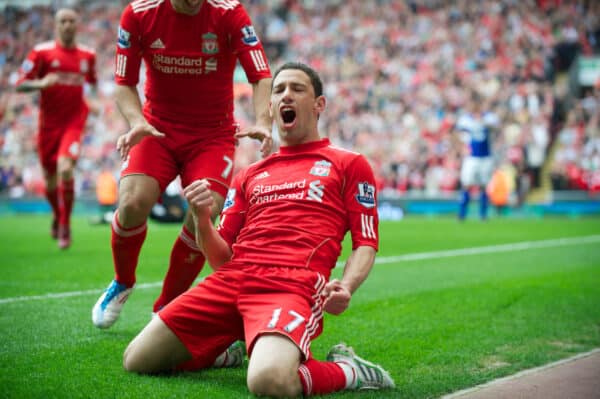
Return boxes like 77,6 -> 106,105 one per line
279,138 -> 330,155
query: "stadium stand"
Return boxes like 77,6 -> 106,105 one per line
1,0 -> 599,212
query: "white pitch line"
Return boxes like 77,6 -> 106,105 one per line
0,282 -> 162,305
1,235 -> 599,305
369,234 -> 600,265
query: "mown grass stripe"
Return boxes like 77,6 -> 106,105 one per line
2,235 -> 598,305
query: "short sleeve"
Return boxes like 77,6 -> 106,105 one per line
226,4 -> 271,83
15,49 -> 42,86
114,5 -> 143,86
343,155 -> 379,251
217,171 -> 248,247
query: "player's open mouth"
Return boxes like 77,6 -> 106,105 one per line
280,107 -> 296,126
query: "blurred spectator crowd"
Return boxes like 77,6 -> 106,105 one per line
1,0 -> 600,200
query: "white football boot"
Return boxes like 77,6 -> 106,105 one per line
92,280 -> 132,329
326,343 -> 395,390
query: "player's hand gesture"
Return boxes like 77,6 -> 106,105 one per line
323,279 -> 352,315
183,179 -> 213,227
235,125 -> 273,158
117,122 -> 165,160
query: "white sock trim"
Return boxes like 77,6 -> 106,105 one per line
336,361 -> 357,389
298,364 -> 313,395
111,211 -> 147,237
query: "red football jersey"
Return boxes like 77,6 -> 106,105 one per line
16,41 -> 97,129
218,139 -> 379,278
115,0 -> 271,128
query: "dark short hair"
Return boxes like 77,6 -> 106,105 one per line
272,62 -> 323,97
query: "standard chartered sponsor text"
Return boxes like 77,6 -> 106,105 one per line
252,191 -> 305,204
153,54 -> 203,75
251,179 -> 307,204
57,72 -> 85,85
253,179 -> 307,194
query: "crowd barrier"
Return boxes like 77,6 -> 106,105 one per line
1,192 -> 598,220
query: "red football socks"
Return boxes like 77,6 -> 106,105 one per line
153,226 -> 205,312
297,358 -> 347,395
45,187 -> 60,222
58,179 -> 74,227
111,211 -> 147,287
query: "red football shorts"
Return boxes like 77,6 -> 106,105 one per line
159,263 -> 328,368
37,111 -> 87,174
121,116 -> 236,198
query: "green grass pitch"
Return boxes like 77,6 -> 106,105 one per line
1,214 -> 599,398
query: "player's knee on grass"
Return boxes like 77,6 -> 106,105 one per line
123,318 -> 191,374
247,363 -> 302,398
247,334 -> 303,397
122,341 -> 141,372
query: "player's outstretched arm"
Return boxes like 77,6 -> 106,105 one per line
15,73 -> 59,92
183,179 -> 233,270
323,246 -> 376,315
235,77 -> 273,157
115,85 -> 165,160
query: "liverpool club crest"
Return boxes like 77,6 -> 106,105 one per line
202,32 -> 218,54
310,160 -> 332,177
